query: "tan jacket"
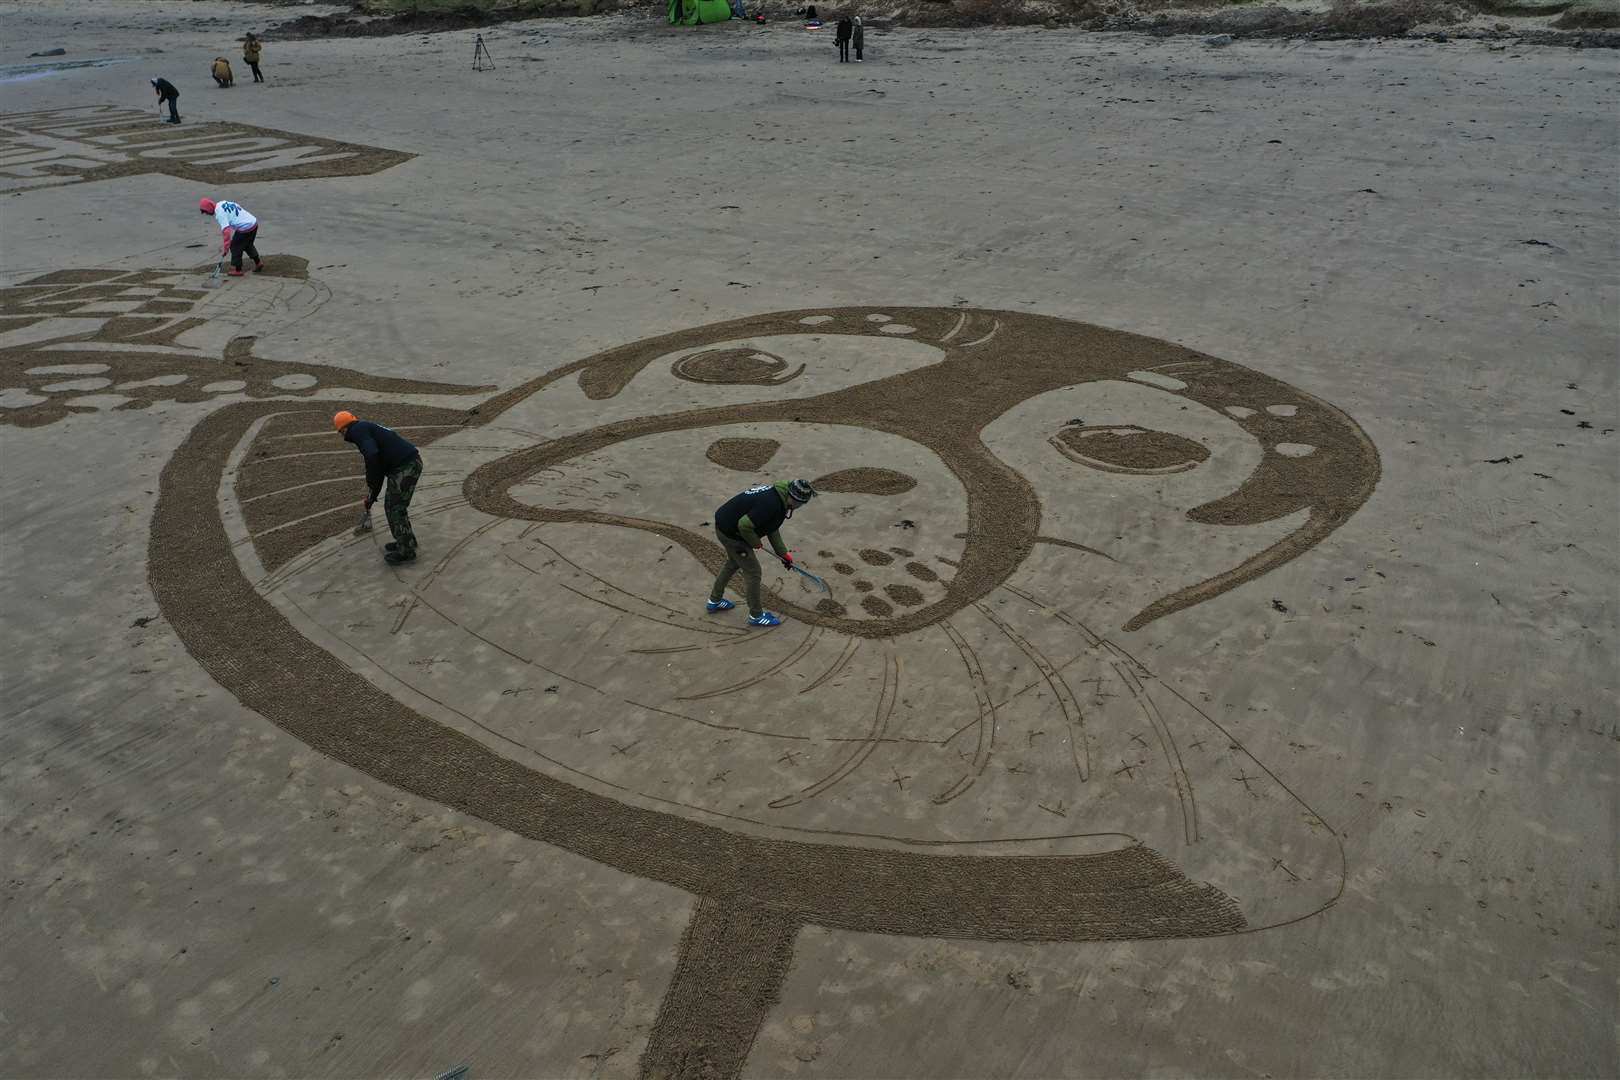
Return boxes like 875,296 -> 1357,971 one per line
243,39 -> 261,63
212,58 -> 233,81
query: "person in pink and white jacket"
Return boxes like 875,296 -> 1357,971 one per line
198,197 -> 263,277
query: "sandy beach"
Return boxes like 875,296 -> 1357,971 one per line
2,2 -> 1616,1076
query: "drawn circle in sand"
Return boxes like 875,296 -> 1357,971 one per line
673,346 -> 803,386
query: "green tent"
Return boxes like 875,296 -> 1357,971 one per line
668,0 -> 734,24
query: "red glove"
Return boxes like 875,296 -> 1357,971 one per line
362,495 -> 374,511
780,551 -> 794,568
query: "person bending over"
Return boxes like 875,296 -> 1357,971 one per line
707,479 -> 818,627
334,411 -> 424,566
151,77 -> 180,123
198,197 -> 263,276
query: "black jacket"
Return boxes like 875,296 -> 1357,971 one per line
715,484 -> 790,546
343,420 -> 419,499
835,18 -> 852,43
153,78 -> 178,101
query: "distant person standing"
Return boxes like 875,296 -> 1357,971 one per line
211,57 -> 234,88
198,197 -> 263,277
151,77 -> 180,123
243,33 -> 264,82
853,15 -> 864,62
835,15 -> 852,62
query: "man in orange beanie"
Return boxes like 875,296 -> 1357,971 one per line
334,411 -> 422,565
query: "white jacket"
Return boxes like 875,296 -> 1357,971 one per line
213,200 -> 257,232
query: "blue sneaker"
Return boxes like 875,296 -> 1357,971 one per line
706,598 -> 735,613
748,611 -> 783,627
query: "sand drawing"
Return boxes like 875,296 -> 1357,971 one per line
0,262 -> 486,429
113,291 -> 1380,1078
0,106 -> 413,191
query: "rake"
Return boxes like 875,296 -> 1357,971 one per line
784,561 -> 829,594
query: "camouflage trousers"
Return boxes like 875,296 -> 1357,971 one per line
710,528 -> 763,617
384,457 -> 422,556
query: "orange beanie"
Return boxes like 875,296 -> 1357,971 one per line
333,410 -> 357,432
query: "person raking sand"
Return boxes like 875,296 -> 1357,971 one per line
151,77 -> 180,123
334,412 -> 424,566
198,197 -> 263,277
707,479 -> 817,626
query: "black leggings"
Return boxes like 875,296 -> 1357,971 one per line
229,226 -> 260,270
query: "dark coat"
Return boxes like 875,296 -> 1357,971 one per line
715,484 -> 790,545
343,420 -> 420,499
835,17 -> 853,43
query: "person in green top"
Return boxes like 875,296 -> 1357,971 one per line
708,479 -> 817,627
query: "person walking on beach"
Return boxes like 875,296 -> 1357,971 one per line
835,15 -> 853,62
853,15 -> 864,61
198,197 -> 263,276
707,479 -> 818,627
151,77 -> 180,123
334,411 -> 424,566
243,33 -> 264,82
211,57 -> 234,88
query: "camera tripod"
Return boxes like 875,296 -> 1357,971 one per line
472,34 -> 495,71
